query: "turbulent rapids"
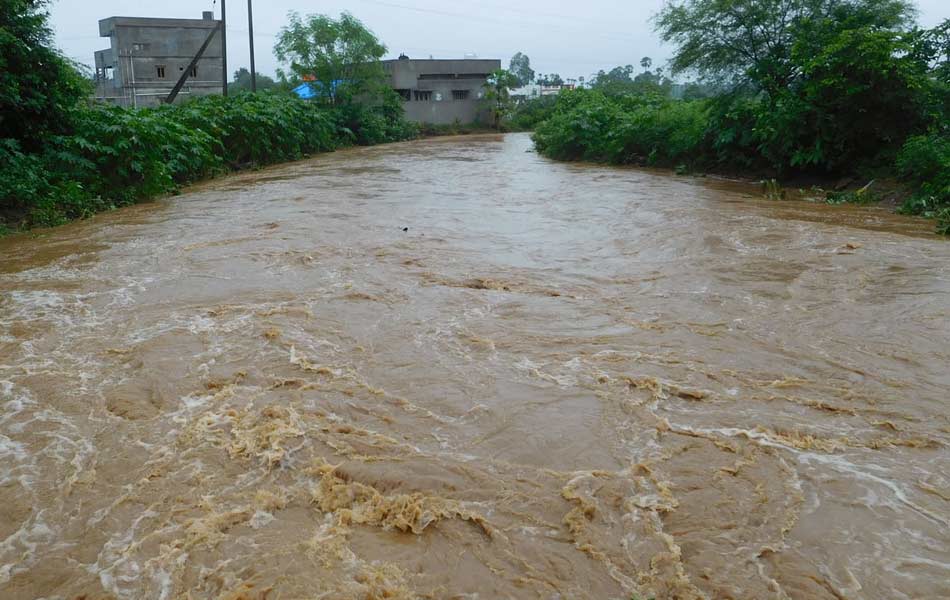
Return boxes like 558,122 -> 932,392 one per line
1,133 -> 948,599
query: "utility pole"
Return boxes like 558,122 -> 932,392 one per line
165,22 -> 222,104
248,0 -> 257,92
221,0 -> 228,97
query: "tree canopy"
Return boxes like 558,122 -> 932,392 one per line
590,61 -> 671,96
652,0 -> 942,171
274,12 -> 387,103
537,73 -> 565,86
655,0 -> 916,98
482,69 -> 520,128
1,0 -> 89,150
229,68 -> 279,93
509,52 -> 535,87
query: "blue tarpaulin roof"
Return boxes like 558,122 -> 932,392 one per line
292,80 -> 344,99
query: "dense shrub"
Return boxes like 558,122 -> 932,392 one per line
510,95 -> 560,130
532,90 -> 709,168
162,93 -> 340,167
1,3 -> 419,233
757,27 -> 933,172
332,90 -> 419,146
532,91 -> 624,162
0,139 -> 54,224
528,9 -> 949,233
0,92 -> 417,230
896,132 -> 950,220
1,0 -> 90,150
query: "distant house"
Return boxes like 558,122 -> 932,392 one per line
93,12 -> 223,108
383,57 -> 501,125
511,84 -> 573,102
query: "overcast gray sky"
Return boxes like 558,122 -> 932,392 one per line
49,0 -> 950,81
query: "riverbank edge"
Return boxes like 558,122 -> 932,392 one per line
527,134 -> 918,218
6,130 -> 921,240
0,130 -> 512,239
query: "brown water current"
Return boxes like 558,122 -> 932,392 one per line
1,133 -> 948,599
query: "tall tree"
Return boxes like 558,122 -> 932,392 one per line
274,11 -> 387,104
1,0 -> 88,150
482,69 -> 519,128
655,0 -> 915,99
509,52 -> 535,86
538,73 -> 565,86
229,68 -> 278,92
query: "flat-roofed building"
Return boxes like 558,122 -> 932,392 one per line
93,12 -> 223,108
383,57 -> 501,125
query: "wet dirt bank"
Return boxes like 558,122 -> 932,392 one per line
1,133 -> 948,599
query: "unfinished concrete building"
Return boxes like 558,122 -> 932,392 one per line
383,58 -> 501,125
93,12 -> 223,108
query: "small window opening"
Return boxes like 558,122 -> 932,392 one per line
395,88 -> 411,101
190,66 -> 198,78
156,65 -> 166,78
413,90 -> 432,101
452,90 -> 470,100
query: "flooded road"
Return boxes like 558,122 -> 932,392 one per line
1,133 -> 948,599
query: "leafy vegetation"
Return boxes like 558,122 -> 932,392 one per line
509,52 -> 535,87
532,90 -> 709,169
1,92 -> 417,230
229,68 -> 279,93
896,132 -> 950,227
0,6 -> 418,233
274,11 -> 388,105
528,0 -> 950,233
536,73 -> 565,86
1,0 -> 90,151
510,95 -> 560,130
481,69 -> 521,129
589,59 -> 673,97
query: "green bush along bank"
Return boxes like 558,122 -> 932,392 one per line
1,92 -> 418,231
1,3 -> 417,233
526,1 -> 949,233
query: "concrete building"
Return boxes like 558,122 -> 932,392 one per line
511,83 -> 574,101
383,58 -> 501,125
93,12 -> 223,108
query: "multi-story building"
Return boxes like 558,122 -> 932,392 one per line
383,57 -> 501,125
93,12 -> 223,108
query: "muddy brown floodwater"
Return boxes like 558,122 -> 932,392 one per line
1,133 -> 948,600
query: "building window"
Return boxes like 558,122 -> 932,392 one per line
190,66 -> 198,78
413,90 -> 432,101
156,65 -> 166,78
452,90 -> 470,100
132,43 -> 148,51
395,89 -> 411,101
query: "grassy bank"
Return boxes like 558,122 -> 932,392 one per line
0,92 -> 418,233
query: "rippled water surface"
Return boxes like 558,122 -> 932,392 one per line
1,133 -> 948,599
